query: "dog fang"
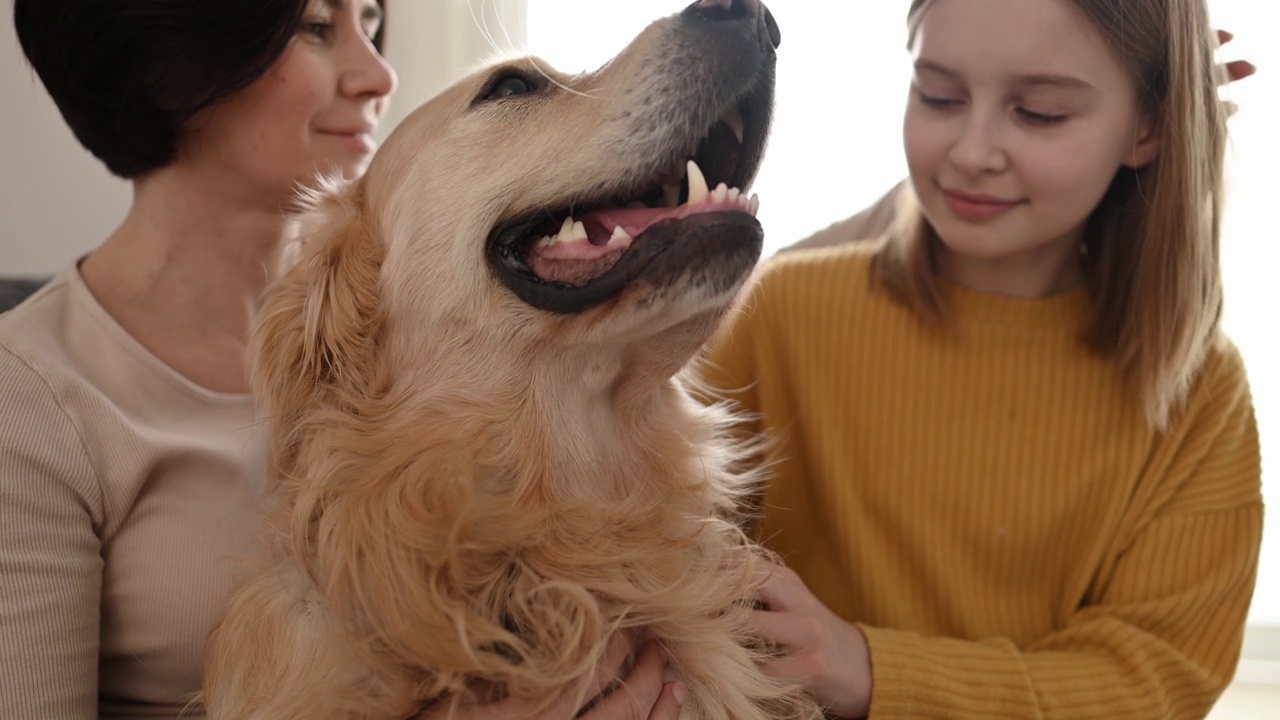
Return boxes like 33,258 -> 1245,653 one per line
686,160 -> 710,206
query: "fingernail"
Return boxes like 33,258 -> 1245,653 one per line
672,682 -> 687,706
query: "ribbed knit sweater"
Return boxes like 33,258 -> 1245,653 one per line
699,243 -> 1263,719
0,266 -> 268,719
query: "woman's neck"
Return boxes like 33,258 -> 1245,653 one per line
79,166 -> 295,393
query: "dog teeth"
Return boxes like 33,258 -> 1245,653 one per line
610,226 -> 633,243
536,217 -> 590,248
747,193 -> 760,216
711,182 -> 729,203
722,107 -> 745,143
686,160 -> 710,206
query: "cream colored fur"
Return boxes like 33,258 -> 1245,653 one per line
202,7 -> 817,720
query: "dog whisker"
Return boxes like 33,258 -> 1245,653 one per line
467,0 -> 519,58
527,56 -> 602,100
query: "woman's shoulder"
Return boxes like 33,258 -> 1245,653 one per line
0,271 -> 105,513
0,269 -> 82,398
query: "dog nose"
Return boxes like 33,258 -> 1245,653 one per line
684,0 -> 782,48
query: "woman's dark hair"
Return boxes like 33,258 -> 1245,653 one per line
14,0 -> 389,179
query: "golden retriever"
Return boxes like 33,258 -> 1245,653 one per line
203,1 -> 816,718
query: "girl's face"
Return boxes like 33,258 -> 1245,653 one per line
903,0 -> 1160,296
180,0 -> 397,208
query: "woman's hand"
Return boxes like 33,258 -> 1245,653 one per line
1217,29 -> 1257,118
420,635 -> 685,720
1218,30 -> 1256,84
577,640 -> 685,720
752,562 -> 872,719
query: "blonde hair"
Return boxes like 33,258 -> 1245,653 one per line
873,0 -> 1228,429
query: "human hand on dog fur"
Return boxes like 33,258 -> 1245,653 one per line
418,637 -> 684,720
751,563 -> 872,719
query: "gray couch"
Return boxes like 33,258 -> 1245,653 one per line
0,277 -> 50,313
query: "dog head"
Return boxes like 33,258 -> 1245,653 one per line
255,0 -> 780,453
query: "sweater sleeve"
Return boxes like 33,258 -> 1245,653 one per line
0,347 -> 105,719
861,346 -> 1264,720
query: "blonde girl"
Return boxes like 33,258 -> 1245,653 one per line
701,0 -> 1264,717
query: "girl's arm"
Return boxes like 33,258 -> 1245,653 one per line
754,346 -> 1263,720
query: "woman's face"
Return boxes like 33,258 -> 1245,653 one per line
181,0 -> 397,207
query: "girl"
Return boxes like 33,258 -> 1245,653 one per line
700,0 -> 1264,717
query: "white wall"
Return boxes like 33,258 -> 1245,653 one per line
0,18 -> 130,276
0,0 -> 525,277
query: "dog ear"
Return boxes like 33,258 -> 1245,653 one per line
252,179 -> 385,477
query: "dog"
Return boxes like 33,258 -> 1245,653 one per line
202,1 -> 818,718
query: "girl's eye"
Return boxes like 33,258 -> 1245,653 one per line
918,92 -> 962,109
1017,108 -> 1068,125
487,75 -> 536,100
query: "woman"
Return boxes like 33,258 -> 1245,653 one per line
0,1 -> 681,718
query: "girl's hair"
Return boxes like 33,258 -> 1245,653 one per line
14,0 -> 390,180
872,0 -> 1228,430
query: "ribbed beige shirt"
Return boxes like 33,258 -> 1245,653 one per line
0,265 -> 269,719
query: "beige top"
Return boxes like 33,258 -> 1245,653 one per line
0,266 -> 269,719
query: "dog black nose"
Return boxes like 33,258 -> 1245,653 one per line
683,0 -> 782,48
687,0 -> 744,18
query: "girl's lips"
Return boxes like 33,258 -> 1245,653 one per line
942,188 -> 1024,220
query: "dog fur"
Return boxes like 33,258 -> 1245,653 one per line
202,2 -> 817,718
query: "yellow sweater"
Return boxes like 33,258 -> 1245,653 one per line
699,244 -> 1263,719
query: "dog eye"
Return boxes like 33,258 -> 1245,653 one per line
485,74 -> 537,101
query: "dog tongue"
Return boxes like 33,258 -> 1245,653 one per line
583,205 -> 688,239
527,227 -> 631,287
526,205 -> 685,286
526,199 -> 744,287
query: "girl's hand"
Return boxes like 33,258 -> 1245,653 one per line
752,562 -> 873,719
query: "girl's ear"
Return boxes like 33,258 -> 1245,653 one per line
1123,113 -> 1162,169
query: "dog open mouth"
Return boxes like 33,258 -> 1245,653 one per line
488,100 -> 770,315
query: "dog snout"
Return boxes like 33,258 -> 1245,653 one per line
683,0 -> 782,48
